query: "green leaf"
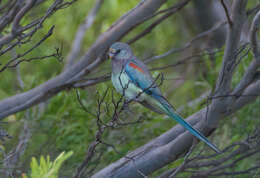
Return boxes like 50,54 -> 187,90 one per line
26,151 -> 73,178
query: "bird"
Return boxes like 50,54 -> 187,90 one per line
108,42 -> 220,153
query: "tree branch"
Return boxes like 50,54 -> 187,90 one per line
233,9 -> 260,96
215,0 -> 247,94
220,0 -> 232,27
11,0 -> 37,35
205,0 -> 248,128
144,21 -> 226,64
127,0 -> 191,44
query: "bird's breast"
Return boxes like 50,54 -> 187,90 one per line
111,71 -> 144,101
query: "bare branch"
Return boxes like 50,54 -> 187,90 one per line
0,0 -> 63,53
127,0 -> 191,44
215,0 -> 247,94
144,21 -> 226,64
232,9 -> 260,96
168,142 -> 196,178
204,0 -> 248,129
150,48 -> 222,71
175,130 -> 260,177
0,0 -> 23,32
247,4 -> 260,16
251,9 -> 260,58
220,0 -> 232,27
73,74 -> 110,88
0,26 -> 57,72
75,89 -> 97,117
12,0 -> 37,35
233,78 -> 260,111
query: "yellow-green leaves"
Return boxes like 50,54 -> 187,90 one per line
25,151 -> 73,178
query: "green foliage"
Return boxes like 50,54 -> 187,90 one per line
25,151 -> 73,178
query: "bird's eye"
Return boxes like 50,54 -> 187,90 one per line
116,49 -> 121,54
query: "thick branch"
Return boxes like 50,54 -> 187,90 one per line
0,0 -> 24,32
205,0 -> 247,128
233,9 -> 260,95
250,9 -> 260,58
215,0 -> 247,94
12,0 -> 37,35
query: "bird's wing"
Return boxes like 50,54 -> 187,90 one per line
124,58 -> 162,97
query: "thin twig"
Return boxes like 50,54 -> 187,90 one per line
144,21 -> 226,63
220,0 -> 232,27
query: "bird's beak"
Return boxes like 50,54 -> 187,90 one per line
108,48 -> 116,59
108,52 -> 114,59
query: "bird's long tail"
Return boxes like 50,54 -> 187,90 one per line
154,95 -> 221,153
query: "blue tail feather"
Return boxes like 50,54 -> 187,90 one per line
154,95 -> 221,153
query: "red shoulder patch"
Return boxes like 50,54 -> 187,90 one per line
129,62 -> 144,73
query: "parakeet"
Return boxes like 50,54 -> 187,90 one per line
108,42 -> 220,153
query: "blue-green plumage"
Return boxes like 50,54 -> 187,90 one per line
109,42 -> 220,153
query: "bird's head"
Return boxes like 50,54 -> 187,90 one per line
108,42 -> 133,61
